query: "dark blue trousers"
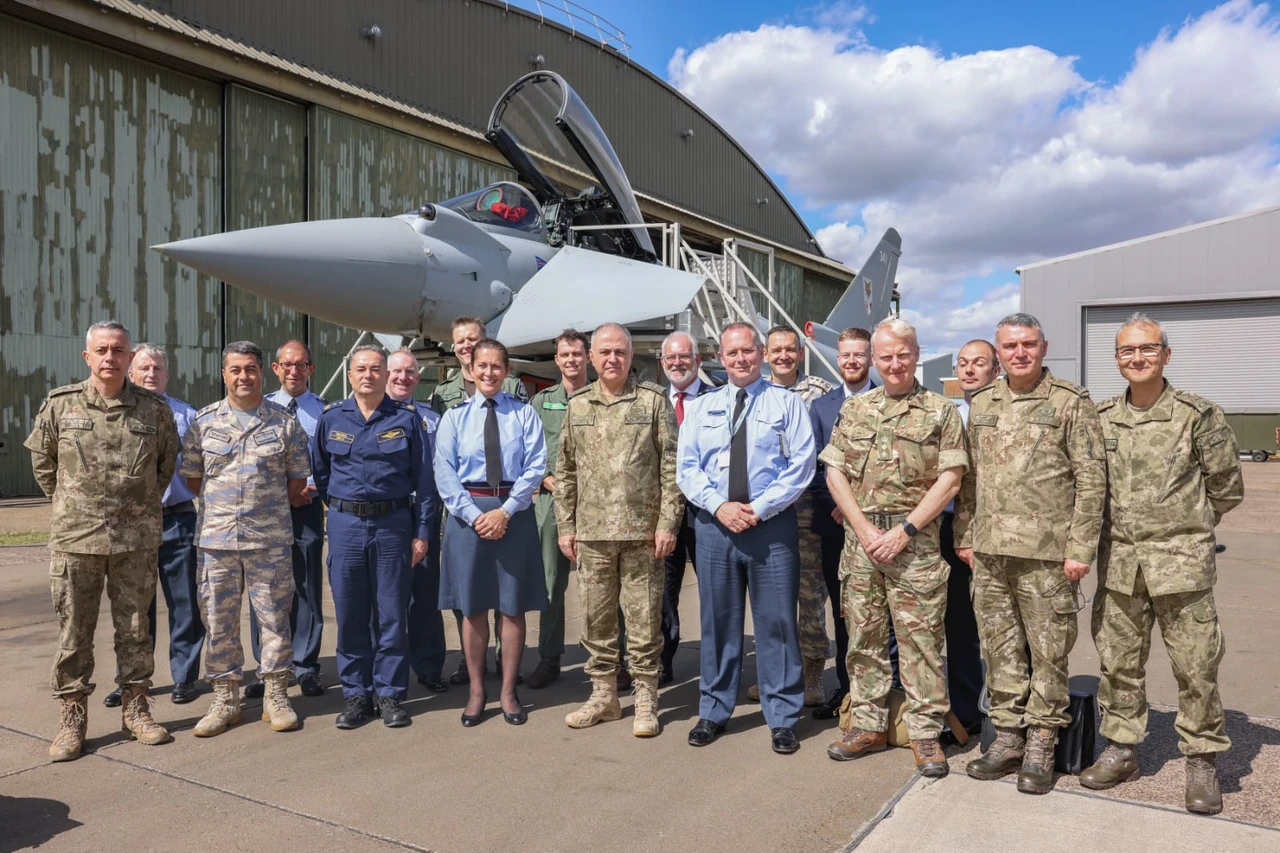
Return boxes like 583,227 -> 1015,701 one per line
329,507 -> 413,700
251,500 -> 326,674
407,540 -> 446,680
695,507 -> 803,730
143,509 -> 204,684
940,511 -> 984,726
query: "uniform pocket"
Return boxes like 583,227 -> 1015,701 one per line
895,422 -> 939,482
49,555 -> 70,617
1050,582 -> 1085,615
1186,595 -> 1217,623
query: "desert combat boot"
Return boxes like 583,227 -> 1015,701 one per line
1016,727 -> 1057,794
194,678 -> 243,737
49,693 -> 88,762
632,674 -> 660,737
966,726 -> 1026,780
261,671 -> 299,731
1185,754 -> 1224,815
1080,741 -> 1139,790
120,686 -> 171,745
565,675 -> 623,729
827,727 -> 888,761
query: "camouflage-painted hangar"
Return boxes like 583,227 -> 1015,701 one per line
0,0 -> 855,495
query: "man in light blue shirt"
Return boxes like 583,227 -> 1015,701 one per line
677,322 -> 815,755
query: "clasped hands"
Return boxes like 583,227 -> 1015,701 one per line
473,508 -> 509,540
715,501 -> 757,534
854,521 -> 910,565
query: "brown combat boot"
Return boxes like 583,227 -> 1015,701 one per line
966,726 -> 1026,780
565,675 -> 623,729
827,726 -> 889,761
1185,754 -> 1223,815
1080,741 -> 1139,790
1016,727 -> 1057,794
632,674 -> 660,738
803,657 -> 826,707
194,678 -> 242,737
49,693 -> 88,762
911,737 -> 949,778
261,671 -> 299,732
120,685 -> 172,746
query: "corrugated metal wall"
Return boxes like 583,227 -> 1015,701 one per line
0,16 -> 221,495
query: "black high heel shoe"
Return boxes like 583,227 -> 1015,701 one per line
502,690 -> 527,726
461,688 -> 488,727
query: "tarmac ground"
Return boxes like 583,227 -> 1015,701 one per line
1,462 -> 1278,852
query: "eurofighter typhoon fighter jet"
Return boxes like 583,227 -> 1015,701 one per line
153,71 -> 901,369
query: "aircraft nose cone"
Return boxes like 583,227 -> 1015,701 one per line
153,217 -> 427,334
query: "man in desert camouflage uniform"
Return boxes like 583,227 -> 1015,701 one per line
1079,313 -> 1243,815
556,323 -> 682,737
756,325 -> 835,706
821,319 -> 967,777
25,321 -> 179,761
181,341 -> 311,737
955,312 -> 1105,795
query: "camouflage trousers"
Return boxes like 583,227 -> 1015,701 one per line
577,540 -> 663,678
1092,566 -> 1229,755
49,550 -> 158,697
973,553 -> 1081,729
842,519 -> 950,737
198,547 -> 295,680
795,494 -> 832,662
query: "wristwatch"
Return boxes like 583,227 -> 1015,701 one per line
901,520 -> 918,537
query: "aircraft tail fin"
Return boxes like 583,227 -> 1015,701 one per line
822,228 -> 901,332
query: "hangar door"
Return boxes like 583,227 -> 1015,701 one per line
1082,298 -> 1280,411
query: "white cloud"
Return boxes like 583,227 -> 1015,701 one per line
669,0 -> 1280,352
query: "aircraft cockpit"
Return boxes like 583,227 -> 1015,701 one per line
438,181 -> 543,234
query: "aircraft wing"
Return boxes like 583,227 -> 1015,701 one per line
486,247 -> 706,347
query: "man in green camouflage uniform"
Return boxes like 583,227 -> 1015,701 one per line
526,329 -> 590,689
1078,313 -> 1243,815
181,341 -> 311,737
429,316 -> 527,685
755,325 -> 835,706
25,321 -> 179,761
820,319 -> 967,777
956,312 -> 1106,794
557,323 -> 683,737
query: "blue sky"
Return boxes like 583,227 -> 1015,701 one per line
511,1 -> 1280,351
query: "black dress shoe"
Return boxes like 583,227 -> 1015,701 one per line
525,656 -> 560,690
170,682 -> 198,704
417,674 -> 449,693
688,718 -> 727,747
812,688 -> 848,721
461,690 -> 488,728
103,688 -> 122,708
659,665 -> 674,686
335,695 -> 375,730
298,672 -> 324,697
448,659 -> 470,686
243,679 -> 265,699
771,727 -> 800,755
377,696 -> 410,728
502,691 -> 528,726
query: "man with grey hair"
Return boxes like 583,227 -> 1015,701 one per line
1080,313 -> 1243,814
182,341 -> 310,737
956,312 -> 1106,794
26,321 -> 179,761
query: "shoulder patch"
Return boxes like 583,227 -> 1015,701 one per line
1172,388 -> 1214,414
569,383 -> 594,399
638,380 -> 667,396
48,382 -> 84,398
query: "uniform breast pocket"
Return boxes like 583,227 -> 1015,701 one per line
126,421 -> 159,477
375,436 -> 409,458
753,412 -> 787,458
841,433 -> 875,479
895,423 -> 939,482
202,441 -> 234,476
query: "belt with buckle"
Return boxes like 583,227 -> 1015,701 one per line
866,511 -> 908,530
464,483 -> 512,498
331,497 -> 413,517
163,500 -> 196,517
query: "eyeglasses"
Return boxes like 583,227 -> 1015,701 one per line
662,354 -> 694,365
1115,344 -> 1163,362
275,361 -> 311,371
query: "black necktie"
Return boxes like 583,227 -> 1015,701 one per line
483,398 -> 502,487
728,387 -> 750,503
286,398 -> 298,417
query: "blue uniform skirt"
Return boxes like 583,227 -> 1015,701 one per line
439,495 -> 547,617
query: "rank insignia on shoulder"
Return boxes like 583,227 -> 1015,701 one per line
328,429 -> 355,443
378,428 -> 406,441
397,401 -> 414,410
324,401 -> 343,411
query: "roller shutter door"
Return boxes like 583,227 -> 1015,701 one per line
1082,298 -> 1280,411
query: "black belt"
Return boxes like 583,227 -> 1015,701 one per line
331,497 -> 413,517
865,511 -> 909,530
163,500 -> 195,517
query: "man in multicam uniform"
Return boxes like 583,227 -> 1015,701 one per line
754,325 -> 834,707
556,323 -> 682,737
26,321 -> 179,762
1079,313 -> 1243,815
955,312 -> 1106,795
820,319 -> 967,777
181,340 -> 311,738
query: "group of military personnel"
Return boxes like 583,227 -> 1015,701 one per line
26,308 -> 1242,815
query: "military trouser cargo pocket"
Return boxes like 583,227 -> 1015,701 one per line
1051,583 -> 1085,615
1186,595 -> 1217,623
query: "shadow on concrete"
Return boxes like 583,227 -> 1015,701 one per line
1134,708 -> 1280,794
0,795 -> 81,852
